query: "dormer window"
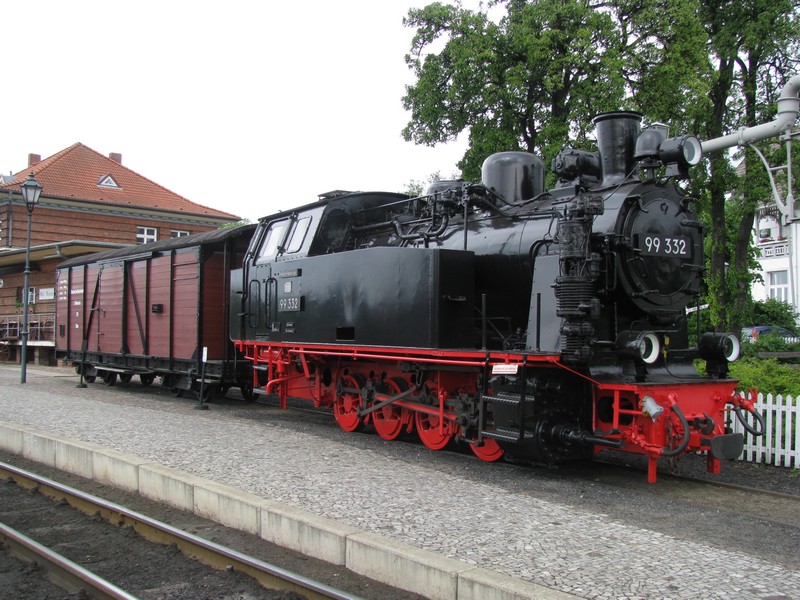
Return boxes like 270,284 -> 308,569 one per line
97,174 -> 121,190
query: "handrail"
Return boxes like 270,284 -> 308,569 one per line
0,312 -> 55,343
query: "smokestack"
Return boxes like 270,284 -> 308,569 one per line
28,153 -> 41,167
592,111 -> 643,187
109,153 -> 122,164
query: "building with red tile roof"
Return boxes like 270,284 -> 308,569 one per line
0,143 -> 242,366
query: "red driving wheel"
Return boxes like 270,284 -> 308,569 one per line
373,377 -> 409,441
415,410 -> 452,450
333,374 -> 364,432
470,438 -> 505,462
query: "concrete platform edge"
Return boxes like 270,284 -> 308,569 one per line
0,421 -> 580,600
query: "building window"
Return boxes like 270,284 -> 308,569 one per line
97,174 -> 122,190
768,270 -> 789,302
137,226 -> 158,244
17,287 -> 36,305
170,230 -> 190,238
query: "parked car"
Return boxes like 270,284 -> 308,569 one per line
741,325 -> 799,343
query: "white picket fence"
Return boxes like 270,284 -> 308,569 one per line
730,392 -> 800,468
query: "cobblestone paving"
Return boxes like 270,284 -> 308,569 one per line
1,366 -> 798,600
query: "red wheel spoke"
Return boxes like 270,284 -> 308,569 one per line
470,438 -> 504,462
333,374 -> 363,432
373,378 -> 407,441
415,411 -> 452,450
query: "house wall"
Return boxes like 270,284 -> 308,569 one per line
753,213 -> 799,323
0,258 -> 59,326
2,203 -> 218,247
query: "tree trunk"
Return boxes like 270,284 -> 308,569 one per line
705,58 -> 735,330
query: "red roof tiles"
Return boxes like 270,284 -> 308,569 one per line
0,143 -> 238,220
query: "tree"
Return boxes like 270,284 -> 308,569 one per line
402,170 -> 456,196
752,298 -> 799,331
697,0 -> 800,334
402,0 -> 629,180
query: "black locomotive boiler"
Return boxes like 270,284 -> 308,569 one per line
231,111 -> 763,482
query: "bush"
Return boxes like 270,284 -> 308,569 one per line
729,357 -> 800,396
740,333 -> 800,357
752,298 -> 799,332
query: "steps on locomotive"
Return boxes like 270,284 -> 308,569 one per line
479,391 -> 530,443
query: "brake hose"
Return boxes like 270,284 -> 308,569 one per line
733,403 -> 767,436
661,404 -> 691,457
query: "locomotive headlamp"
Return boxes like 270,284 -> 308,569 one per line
659,135 -> 703,169
616,331 -> 661,365
699,332 -> 741,363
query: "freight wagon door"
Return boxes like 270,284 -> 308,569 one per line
55,269 -> 70,353
172,252 -> 200,359
125,259 -> 150,356
62,264 -> 102,354
95,262 -> 124,354
55,267 -> 88,354
148,250 -> 201,361
201,252 -> 228,359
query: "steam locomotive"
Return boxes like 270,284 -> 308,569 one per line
229,111 -> 763,483
57,111 -> 765,483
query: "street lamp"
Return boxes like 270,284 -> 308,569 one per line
20,172 -> 42,384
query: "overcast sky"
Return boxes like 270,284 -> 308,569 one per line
1,1 -> 477,222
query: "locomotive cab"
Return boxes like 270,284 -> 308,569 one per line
232,191 -> 477,349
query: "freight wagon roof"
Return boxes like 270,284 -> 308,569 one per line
57,224 -> 256,269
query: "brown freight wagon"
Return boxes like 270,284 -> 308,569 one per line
55,225 -> 256,399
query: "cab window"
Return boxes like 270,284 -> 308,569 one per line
256,220 -> 288,263
255,215 -> 312,263
286,216 -> 311,253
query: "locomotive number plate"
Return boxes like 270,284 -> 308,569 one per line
278,295 -> 304,312
639,235 -> 690,257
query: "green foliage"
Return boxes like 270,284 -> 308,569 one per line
692,0 -> 800,334
402,171 -> 452,197
686,305 -> 714,347
741,334 -> 797,357
219,219 -> 251,229
403,0 -> 635,179
729,357 -> 800,396
736,318 -> 800,395
752,298 -> 799,331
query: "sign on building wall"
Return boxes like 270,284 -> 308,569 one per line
38,287 -> 55,301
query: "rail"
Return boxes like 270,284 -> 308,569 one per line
0,522 -> 137,600
0,461 -> 364,600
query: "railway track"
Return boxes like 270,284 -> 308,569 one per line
0,461 -> 363,600
0,521 -> 137,600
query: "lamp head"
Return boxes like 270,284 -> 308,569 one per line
20,172 -> 42,212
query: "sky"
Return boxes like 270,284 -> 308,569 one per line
1,0 -> 477,222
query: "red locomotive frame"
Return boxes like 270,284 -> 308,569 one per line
235,339 -> 750,483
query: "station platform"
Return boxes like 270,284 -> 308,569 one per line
0,365 -> 797,600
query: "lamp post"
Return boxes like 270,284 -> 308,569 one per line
20,172 -> 42,384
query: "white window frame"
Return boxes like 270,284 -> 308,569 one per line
137,226 -> 158,245
768,270 -> 789,302
171,230 -> 190,238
